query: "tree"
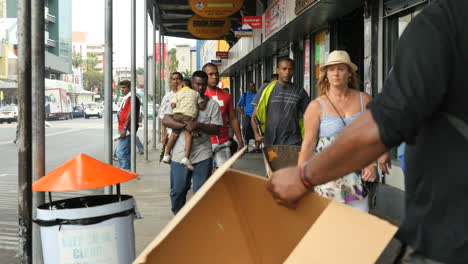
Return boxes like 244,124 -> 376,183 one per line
84,53 -> 99,72
181,69 -> 192,78
137,67 -> 144,74
72,52 -> 84,70
168,48 -> 179,75
83,71 -> 104,94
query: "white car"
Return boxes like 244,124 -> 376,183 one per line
0,105 -> 18,123
84,103 -> 103,119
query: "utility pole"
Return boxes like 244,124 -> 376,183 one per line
104,0 -> 113,194
31,0 -> 45,262
17,0 -> 33,262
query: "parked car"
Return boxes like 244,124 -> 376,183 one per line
84,103 -> 103,119
72,105 -> 85,118
0,105 -> 18,123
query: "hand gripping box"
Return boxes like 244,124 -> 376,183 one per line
134,148 -> 397,264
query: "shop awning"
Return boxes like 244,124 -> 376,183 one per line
220,0 -> 363,76
149,0 -> 257,45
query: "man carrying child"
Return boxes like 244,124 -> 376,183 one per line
162,79 -> 205,170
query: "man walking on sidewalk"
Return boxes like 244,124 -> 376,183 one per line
251,58 -> 310,146
116,80 -> 140,170
163,71 -> 223,214
202,63 -> 244,167
159,72 -> 183,144
237,81 -> 260,152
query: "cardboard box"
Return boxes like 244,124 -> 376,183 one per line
263,145 -> 301,177
134,149 -> 397,264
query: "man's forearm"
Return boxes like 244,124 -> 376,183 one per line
231,118 -> 243,143
198,123 -> 221,135
251,112 -> 260,137
306,111 -> 388,185
162,114 -> 185,130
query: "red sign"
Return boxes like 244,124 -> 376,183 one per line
264,0 -> 286,39
155,43 -> 167,62
216,51 -> 229,59
242,16 -> 262,29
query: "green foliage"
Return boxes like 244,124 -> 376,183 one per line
84,54 -> 99,72
181,69 -> 192,79
83,71 -> 104,94
72,52 -> 83,70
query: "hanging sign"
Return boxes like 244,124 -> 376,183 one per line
216,51 -> 229,59
295,0 -> 317,14
211,59 -> 222,65
189,0 -> 244,18
234,25 -> 253,38
187,15 -> 231,39
242,16 -> 262,29
264,0 -> 286,39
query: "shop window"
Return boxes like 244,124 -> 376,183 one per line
312,31 -> 330,98
384,4 -> 425,161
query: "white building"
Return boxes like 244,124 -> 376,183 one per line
175,43 -> 196,77
72,32 -> 105,72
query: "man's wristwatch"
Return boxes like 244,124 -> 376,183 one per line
123,126 -> 128,131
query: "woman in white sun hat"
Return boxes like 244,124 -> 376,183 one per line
297,50 -> 381,213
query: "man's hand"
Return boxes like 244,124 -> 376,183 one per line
237,141 -> 245,152
255,134 -> 264,143
184,121 -> 199,132
119,130 -> 127,139
267,166 -> 309,209
378,152 -> 391,175
361,165 -> 377,182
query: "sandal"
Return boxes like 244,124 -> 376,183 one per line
252,149 -> 262,153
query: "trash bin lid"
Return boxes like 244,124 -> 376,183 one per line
33,153 -> 138,192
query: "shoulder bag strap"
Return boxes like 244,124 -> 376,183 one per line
444,113 -> 468,141
325,94 -> 347,127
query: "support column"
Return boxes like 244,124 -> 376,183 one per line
17,0 -> 33,262
104,0 -> 113,193
152,5 -> 157,150
31,0 -> 45,261
130,0 -> 137,172
143,0 -> 149,161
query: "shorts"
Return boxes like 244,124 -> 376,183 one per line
172,113 -> 195,135
212,141 -> 231,168
241,115 -> 255,141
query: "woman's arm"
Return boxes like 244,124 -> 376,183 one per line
298,100 -> 321,165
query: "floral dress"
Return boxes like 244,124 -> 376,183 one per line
313,93 -> 367,203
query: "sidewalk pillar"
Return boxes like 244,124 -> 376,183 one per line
143,0 -> 149,161
104,0 -> 114,193
152,4 -> 157,150
32,0 -> 45,261
130,0 -> 137,172
18,0 -> 33,262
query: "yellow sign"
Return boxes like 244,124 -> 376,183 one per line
187,15 -> 231,39
189,0 -> 243,18
0,91 -> 3,101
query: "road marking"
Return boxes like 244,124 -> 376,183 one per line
0,128 -> 79,145
0,174 -> 14,177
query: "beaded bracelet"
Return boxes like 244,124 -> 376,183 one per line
299,164 -> 314,191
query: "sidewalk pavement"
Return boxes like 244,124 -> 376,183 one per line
122,145 -> 267,256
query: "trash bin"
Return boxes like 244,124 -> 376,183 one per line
32,153 -> 140,264
35,195 -> 137,264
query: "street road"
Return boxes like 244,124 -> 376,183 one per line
0,116 -> 119,260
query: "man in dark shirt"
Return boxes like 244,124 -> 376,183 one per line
251,58 -> 310,146
267,0 -> 468,263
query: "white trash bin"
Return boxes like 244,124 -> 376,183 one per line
35,194 -> 138,264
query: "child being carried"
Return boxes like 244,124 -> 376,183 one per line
162,79 -> 206,170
